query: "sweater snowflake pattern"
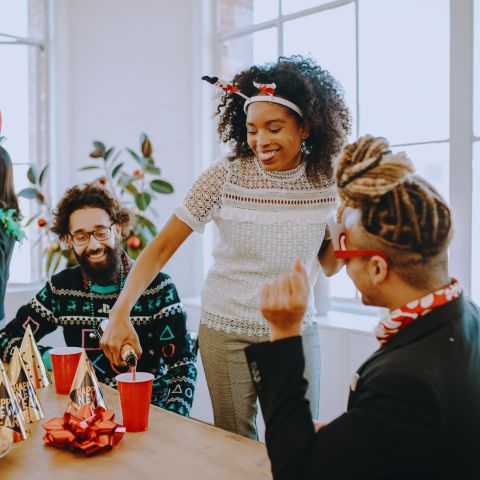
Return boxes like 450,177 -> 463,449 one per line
0,265 -> 197,417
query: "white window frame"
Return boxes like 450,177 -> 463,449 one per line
1,0 -> 50,286
197,0 -> 477,312
449,0 -> 474,295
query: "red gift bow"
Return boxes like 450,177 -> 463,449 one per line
42,404 -> 126,456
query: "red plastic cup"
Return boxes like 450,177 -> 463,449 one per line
116,372 -> 153,432
49,347 -> 83,394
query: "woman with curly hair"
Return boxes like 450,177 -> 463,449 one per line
103,55 -> 350,439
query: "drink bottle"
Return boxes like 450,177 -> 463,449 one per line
120,343 -> 138,367
100,319 -> 138,367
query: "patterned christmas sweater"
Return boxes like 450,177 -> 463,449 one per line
0,264 -> 197,417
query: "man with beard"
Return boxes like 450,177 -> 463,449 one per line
0,184 -> 197,416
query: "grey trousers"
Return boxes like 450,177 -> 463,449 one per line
198,322 -> 321,440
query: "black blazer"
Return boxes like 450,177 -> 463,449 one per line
0,223 -> 15,320
245,294 -> 480,479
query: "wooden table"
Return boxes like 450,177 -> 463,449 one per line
1,384 -> 271,479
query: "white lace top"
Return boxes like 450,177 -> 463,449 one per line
174,156 -> 336,337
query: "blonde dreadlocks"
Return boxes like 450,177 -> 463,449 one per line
335,135 -> 452,286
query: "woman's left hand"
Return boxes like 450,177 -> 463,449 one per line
261,259 -> 308,341
318,239 -> 344,277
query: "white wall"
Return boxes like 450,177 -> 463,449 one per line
49,0 -> 203,298
5,0 -> 217,426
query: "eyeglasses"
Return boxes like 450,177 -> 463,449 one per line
334,232 -> 389,265
69,225 -> 114,246
328,216 -> 389,265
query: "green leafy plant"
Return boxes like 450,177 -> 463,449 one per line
80,133 -> 173,258
18,164 -> 77,275
19,133 -> 173,276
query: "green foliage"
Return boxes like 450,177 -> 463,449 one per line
27,165 -> 38,184
18,165 -> 49,203
20,133 -> 174,277
18,164 -> 74,276
83,132 -> 173,259
0,208 -> 26,242
135,192 -> 152,211
18,187 -> 38,199
151,179 -> 174,194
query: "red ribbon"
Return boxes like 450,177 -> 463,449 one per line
225,84 -> 240,93
218,83 -> 240,93
257,85 -> 276,95
42,404 -> 126,456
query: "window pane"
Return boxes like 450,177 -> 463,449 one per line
329,269 -> 357,299
282,0 -> 334,15
0,44 -> 33,283
0,46 -> 30,168
0,0 -> 28,36
474,0 -> 480,136
252,28 -> 278,66
220,28 -> 278,79
283,5 -> 357,137
359,0 -> 449,144
472,142 -> 480,304
401,142 -> 450,202
0,2 -> 46,285
218,0 -> 278,31
10,165 -> 34,283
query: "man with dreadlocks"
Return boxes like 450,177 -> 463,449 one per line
245,135 -> 480,479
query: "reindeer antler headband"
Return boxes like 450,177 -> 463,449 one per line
201,76 -> 303,118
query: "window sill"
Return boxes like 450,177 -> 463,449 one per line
316,310 -> 378,335
6,283 -> 44,294
182,296 -> 379,336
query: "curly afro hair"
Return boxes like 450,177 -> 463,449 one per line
51,183 -> 132,241
216,55 -> 351,179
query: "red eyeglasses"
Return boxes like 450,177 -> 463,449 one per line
328,210 -> 390,265
333,232 -> 389,264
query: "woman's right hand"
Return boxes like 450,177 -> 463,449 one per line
101,309 -> 142,366
100,215 -> 193,366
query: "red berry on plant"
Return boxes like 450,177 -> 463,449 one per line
133,169 -> 144,178
126,235 -> 141,249
37,218 -> 47,227
99,177 -> 107,185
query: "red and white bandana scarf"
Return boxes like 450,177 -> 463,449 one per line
375,279 -> 462,346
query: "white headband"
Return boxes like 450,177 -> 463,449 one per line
243,95 -> 303,118
201,76 -> 304,118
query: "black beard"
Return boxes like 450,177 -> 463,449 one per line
75,243 -> 123,285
